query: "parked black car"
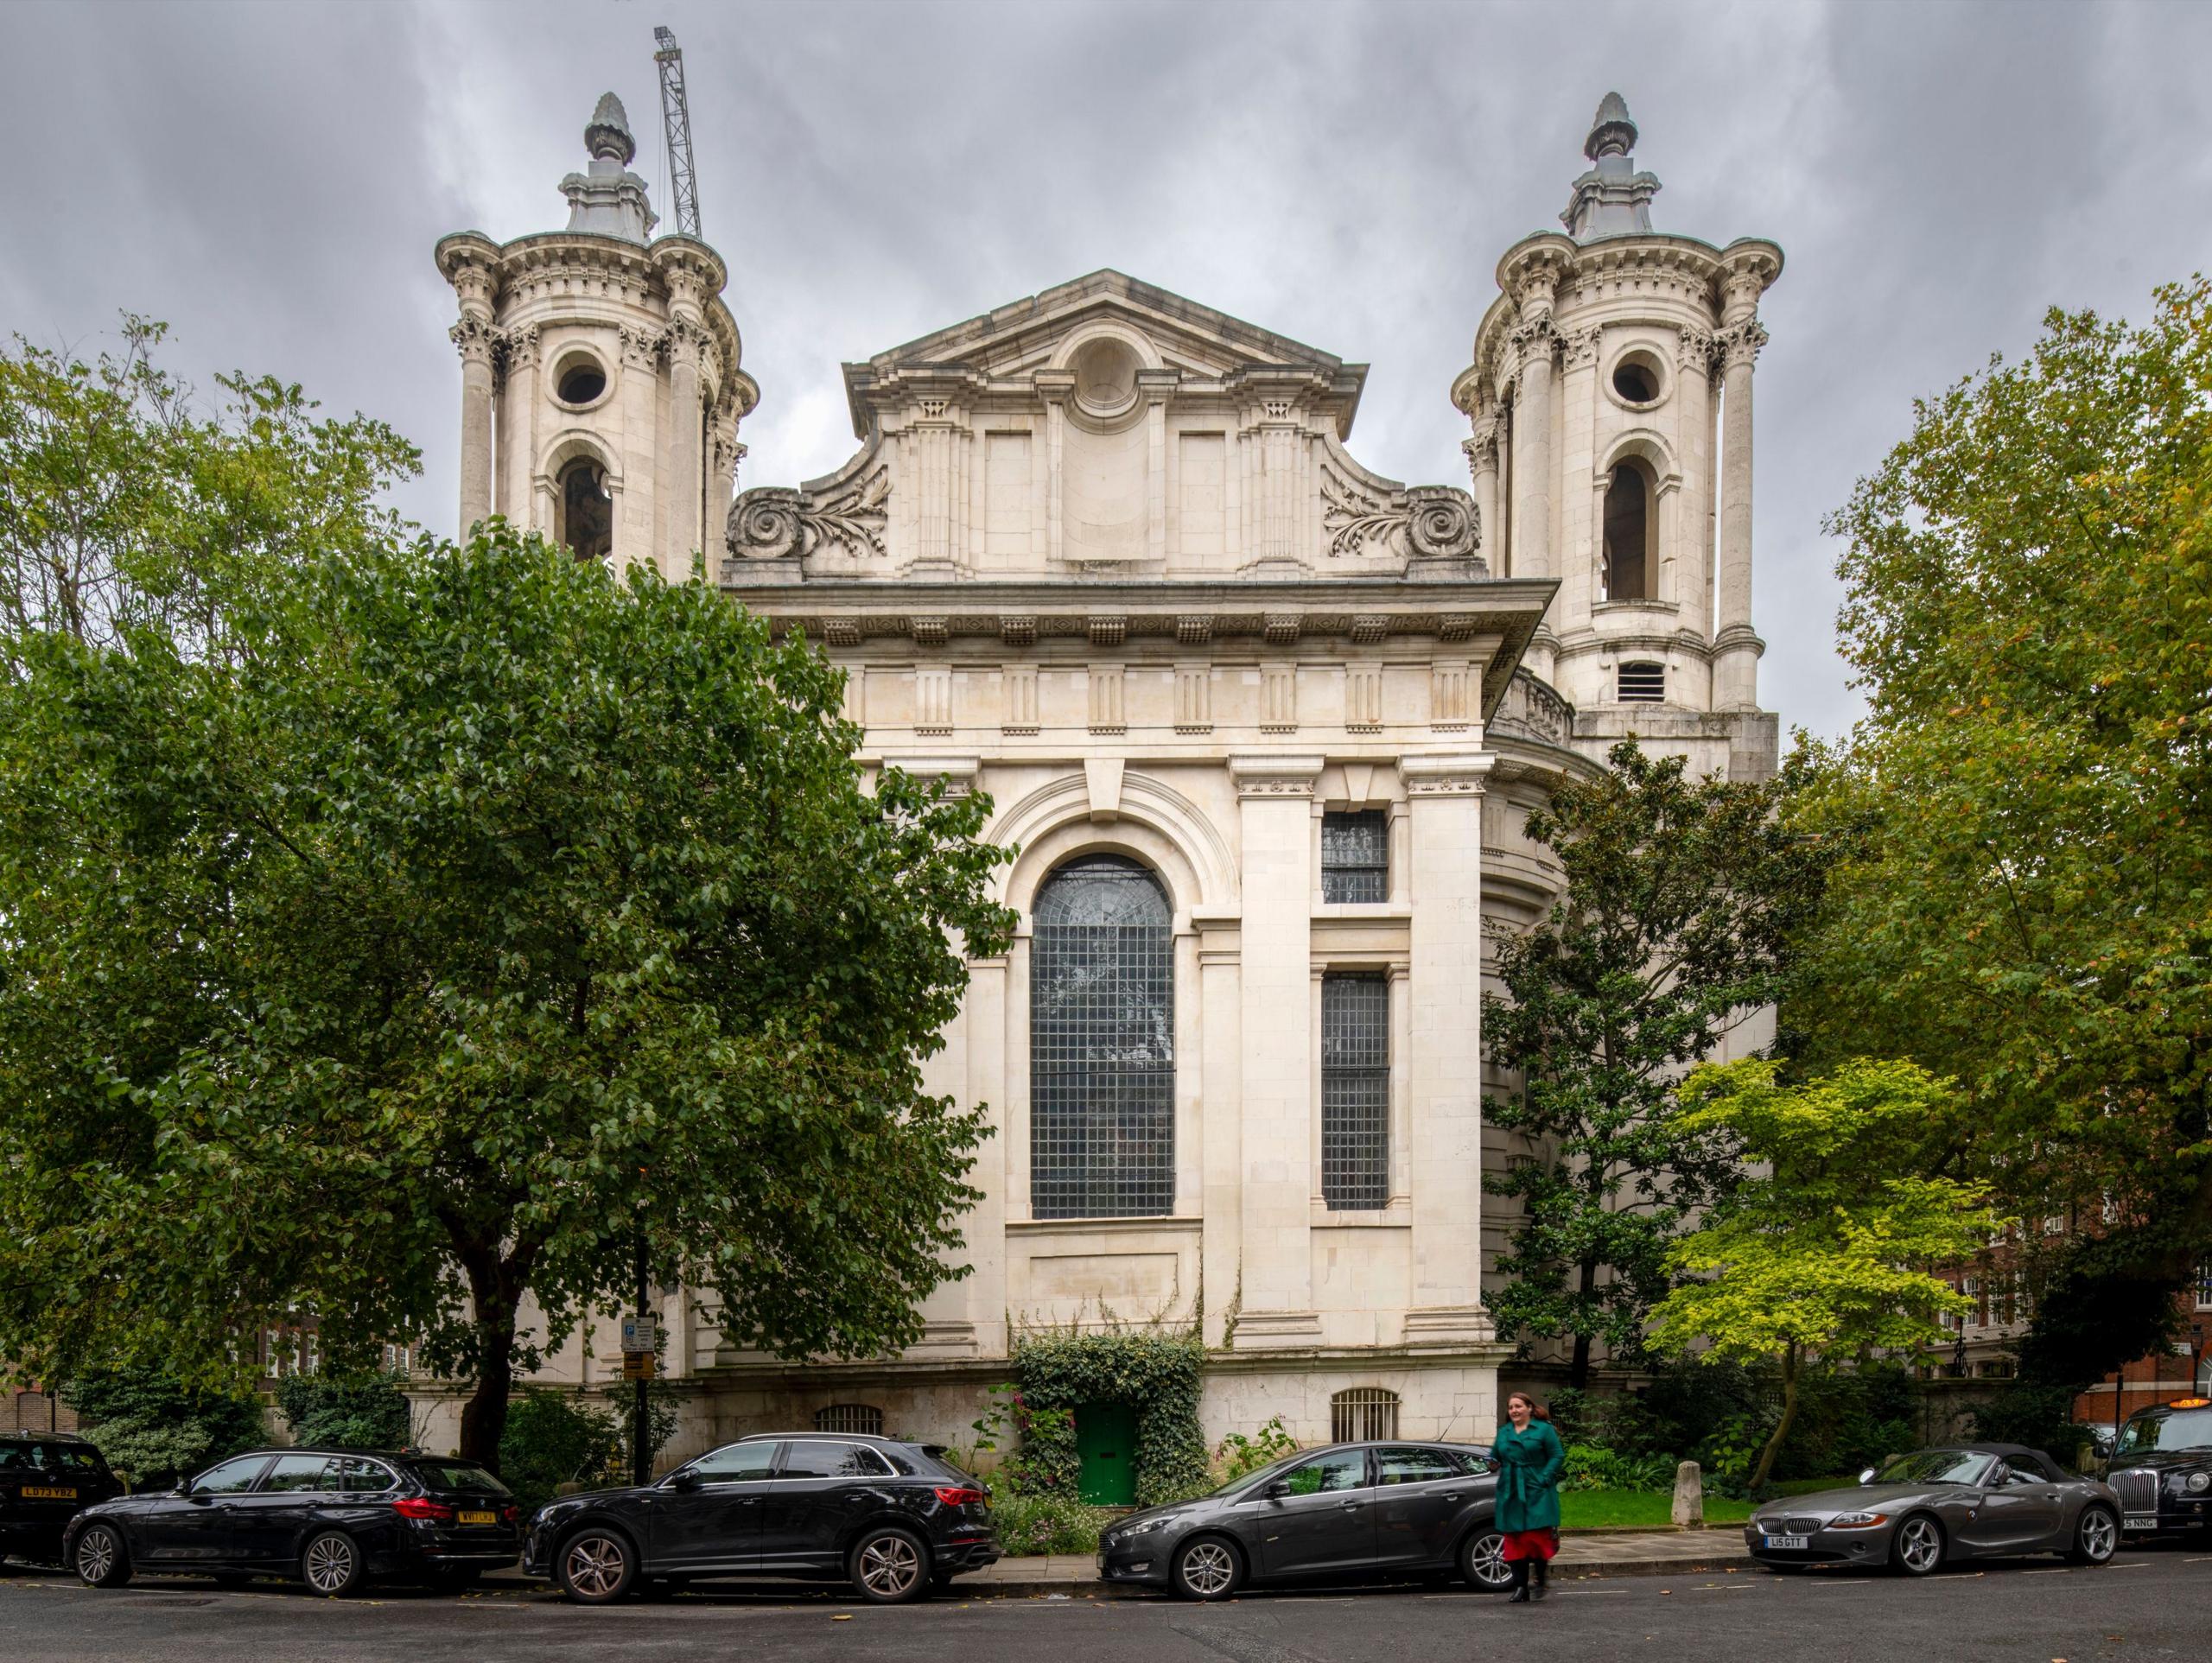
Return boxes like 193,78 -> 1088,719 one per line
524,1433 -> 1000,1604
1096,1441 -> 1504,1600
1,1433 -> 125,1568
63,1447 -> 522,1595
2105,1397 -> 2212,1539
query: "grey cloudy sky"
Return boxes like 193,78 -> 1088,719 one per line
6,0 -> 2209,738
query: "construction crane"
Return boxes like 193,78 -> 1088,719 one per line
652,26 -> 701,240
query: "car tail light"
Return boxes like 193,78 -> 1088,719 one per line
501,1504 -> 521,1523
393,1495 -> 456,1522
934,1485 -> 987,1507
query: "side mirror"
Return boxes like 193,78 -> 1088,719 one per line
1858,1467 -> 1878,1486
667,1469 -> 701,1492
1262,1480 -> 1290,1500
186,1488 -> 213,1505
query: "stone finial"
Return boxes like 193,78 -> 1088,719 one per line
1561,90 -> 1661,242
1585,91 -> 1638,161
561,91 -> 658,243
584,92 -> 638,165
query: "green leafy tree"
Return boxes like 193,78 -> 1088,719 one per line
1795,276 -> 2212,1327
1483,742 -> 1838,1387
65,1365 -> 266,1492
274,1374 -> 415,1450
0,521 -> 1014,1468
0,314 -> 416,663
1648,1058 -> 2004,1490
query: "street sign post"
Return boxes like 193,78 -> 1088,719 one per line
621,1314 -> 658,1355
621,1351 -> 655,1381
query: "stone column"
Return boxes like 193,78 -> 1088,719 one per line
1713,308 -> 1767,709
667,321 -> 705,576
1228,755 -> 1323,1344
1399,753 -> 1496,1346
1510,276 -> 1559,682
1462,417 -> 1501,571
963,953 -> 1009,1358
451,314 -> 497,534
1197,913 -> 1243,1350
499,325 -> 540,525
1675,327 -> 1719,642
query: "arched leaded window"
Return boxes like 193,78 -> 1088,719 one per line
1602,459 -> 1651,601
1030,854 -> 1174,1220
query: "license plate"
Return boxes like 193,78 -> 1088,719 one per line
2124,1515 -> 2157,1532
1762,1533 -> 1808,1551
459,1509 -> 497,1526
22,1485 -> 77,1500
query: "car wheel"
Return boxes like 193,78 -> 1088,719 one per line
2067,1505 -> 2118,1565
558,1527 -> 638,1604
849,1526 -> 929,1604
73,1525 -> 132,1589
301,1530 -> 365,1597
1459,1528 -> 1511,1591
1891,1514 -> 1945,1577
1171,1535 -> 1243,1602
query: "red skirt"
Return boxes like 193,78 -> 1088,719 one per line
1499,1527 -> 1558,1562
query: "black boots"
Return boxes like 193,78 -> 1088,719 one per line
1506,1558 -> 1531,1602
1531,1555 -> 1549,1602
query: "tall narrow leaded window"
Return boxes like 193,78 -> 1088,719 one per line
1320,810 -> 1389,903
1322,973 -> 1389,1209
1030,854 -> 1174,1219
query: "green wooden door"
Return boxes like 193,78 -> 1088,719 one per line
1075,1401 -> 1137,1506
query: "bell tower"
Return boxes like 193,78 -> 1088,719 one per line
434,92 -> 758,579
1454,93 -> 1781,779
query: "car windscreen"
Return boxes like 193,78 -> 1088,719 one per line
0,1440 -> 106,1475
2113,1406 -> 2212,1459
1874,1450 -> 1995,1486
410,1461 -> 513,1496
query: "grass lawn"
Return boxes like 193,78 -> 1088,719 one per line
1560,1488 -> 1754,1530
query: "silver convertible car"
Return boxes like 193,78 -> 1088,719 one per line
1745,1444 -> 2121,1576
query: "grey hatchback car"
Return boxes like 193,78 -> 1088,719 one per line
1096,1441 -> 1508,1600
1745,1444 -> 2121,1576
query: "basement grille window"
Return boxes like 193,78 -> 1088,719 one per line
814,1403 -> 885,1436
1618,661 -> 1666,703
1320,810 -> 1389,903
1331,1387 -> 1401,1442
1321,974 -> 1390,1209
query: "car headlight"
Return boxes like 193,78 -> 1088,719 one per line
1121,1516 -> 1172,1539
2187,1472 -> 2210,1494
1827,1512 -> 1889,1529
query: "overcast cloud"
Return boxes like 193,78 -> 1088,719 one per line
6,0 -> 2209,738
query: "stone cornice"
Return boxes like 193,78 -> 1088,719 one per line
1399,753 -> 1496,796
1228,755 -> 1325,797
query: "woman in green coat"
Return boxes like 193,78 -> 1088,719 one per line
1491,1391 -> 1566,1603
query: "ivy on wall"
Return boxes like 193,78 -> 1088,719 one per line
1011,1330 -> 1211,1507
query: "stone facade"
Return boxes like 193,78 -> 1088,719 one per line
428,92 -> 1780,1469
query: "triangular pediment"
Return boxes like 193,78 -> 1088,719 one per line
842,269 -> 1368,439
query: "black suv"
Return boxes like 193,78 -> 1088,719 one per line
1,1433 -> 124,1567
524,1433 -> 999,1603
64,1447 -> 522,1595
2105,1397 -> 2212,1539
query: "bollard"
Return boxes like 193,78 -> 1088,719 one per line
1671,1459 -> 1704,1529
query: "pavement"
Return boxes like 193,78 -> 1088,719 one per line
3,1536 -> 2207,1662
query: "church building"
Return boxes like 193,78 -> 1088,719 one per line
429,90 -> 1781,1477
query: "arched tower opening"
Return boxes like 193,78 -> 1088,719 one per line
1602,458 -> 1653,602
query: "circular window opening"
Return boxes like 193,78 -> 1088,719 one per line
1611,352 -> 1662,406
554,353 -> 608,408
1067,335 -> 1143,417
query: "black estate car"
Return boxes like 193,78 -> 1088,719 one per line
524,1433 -> 1000,1603
1,1434 -> 124,1567
64,1447 -> 522,1595
2105,1397 -> 2212,1539
1096,1441 -> 1505,1600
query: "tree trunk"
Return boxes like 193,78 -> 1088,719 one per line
1750,1342 -> 1800,1493
1569,1258 -> 1599,1389
454,1244 -> 524,1471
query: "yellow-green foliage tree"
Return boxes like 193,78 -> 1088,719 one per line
1648,1059 -> 2005,1489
